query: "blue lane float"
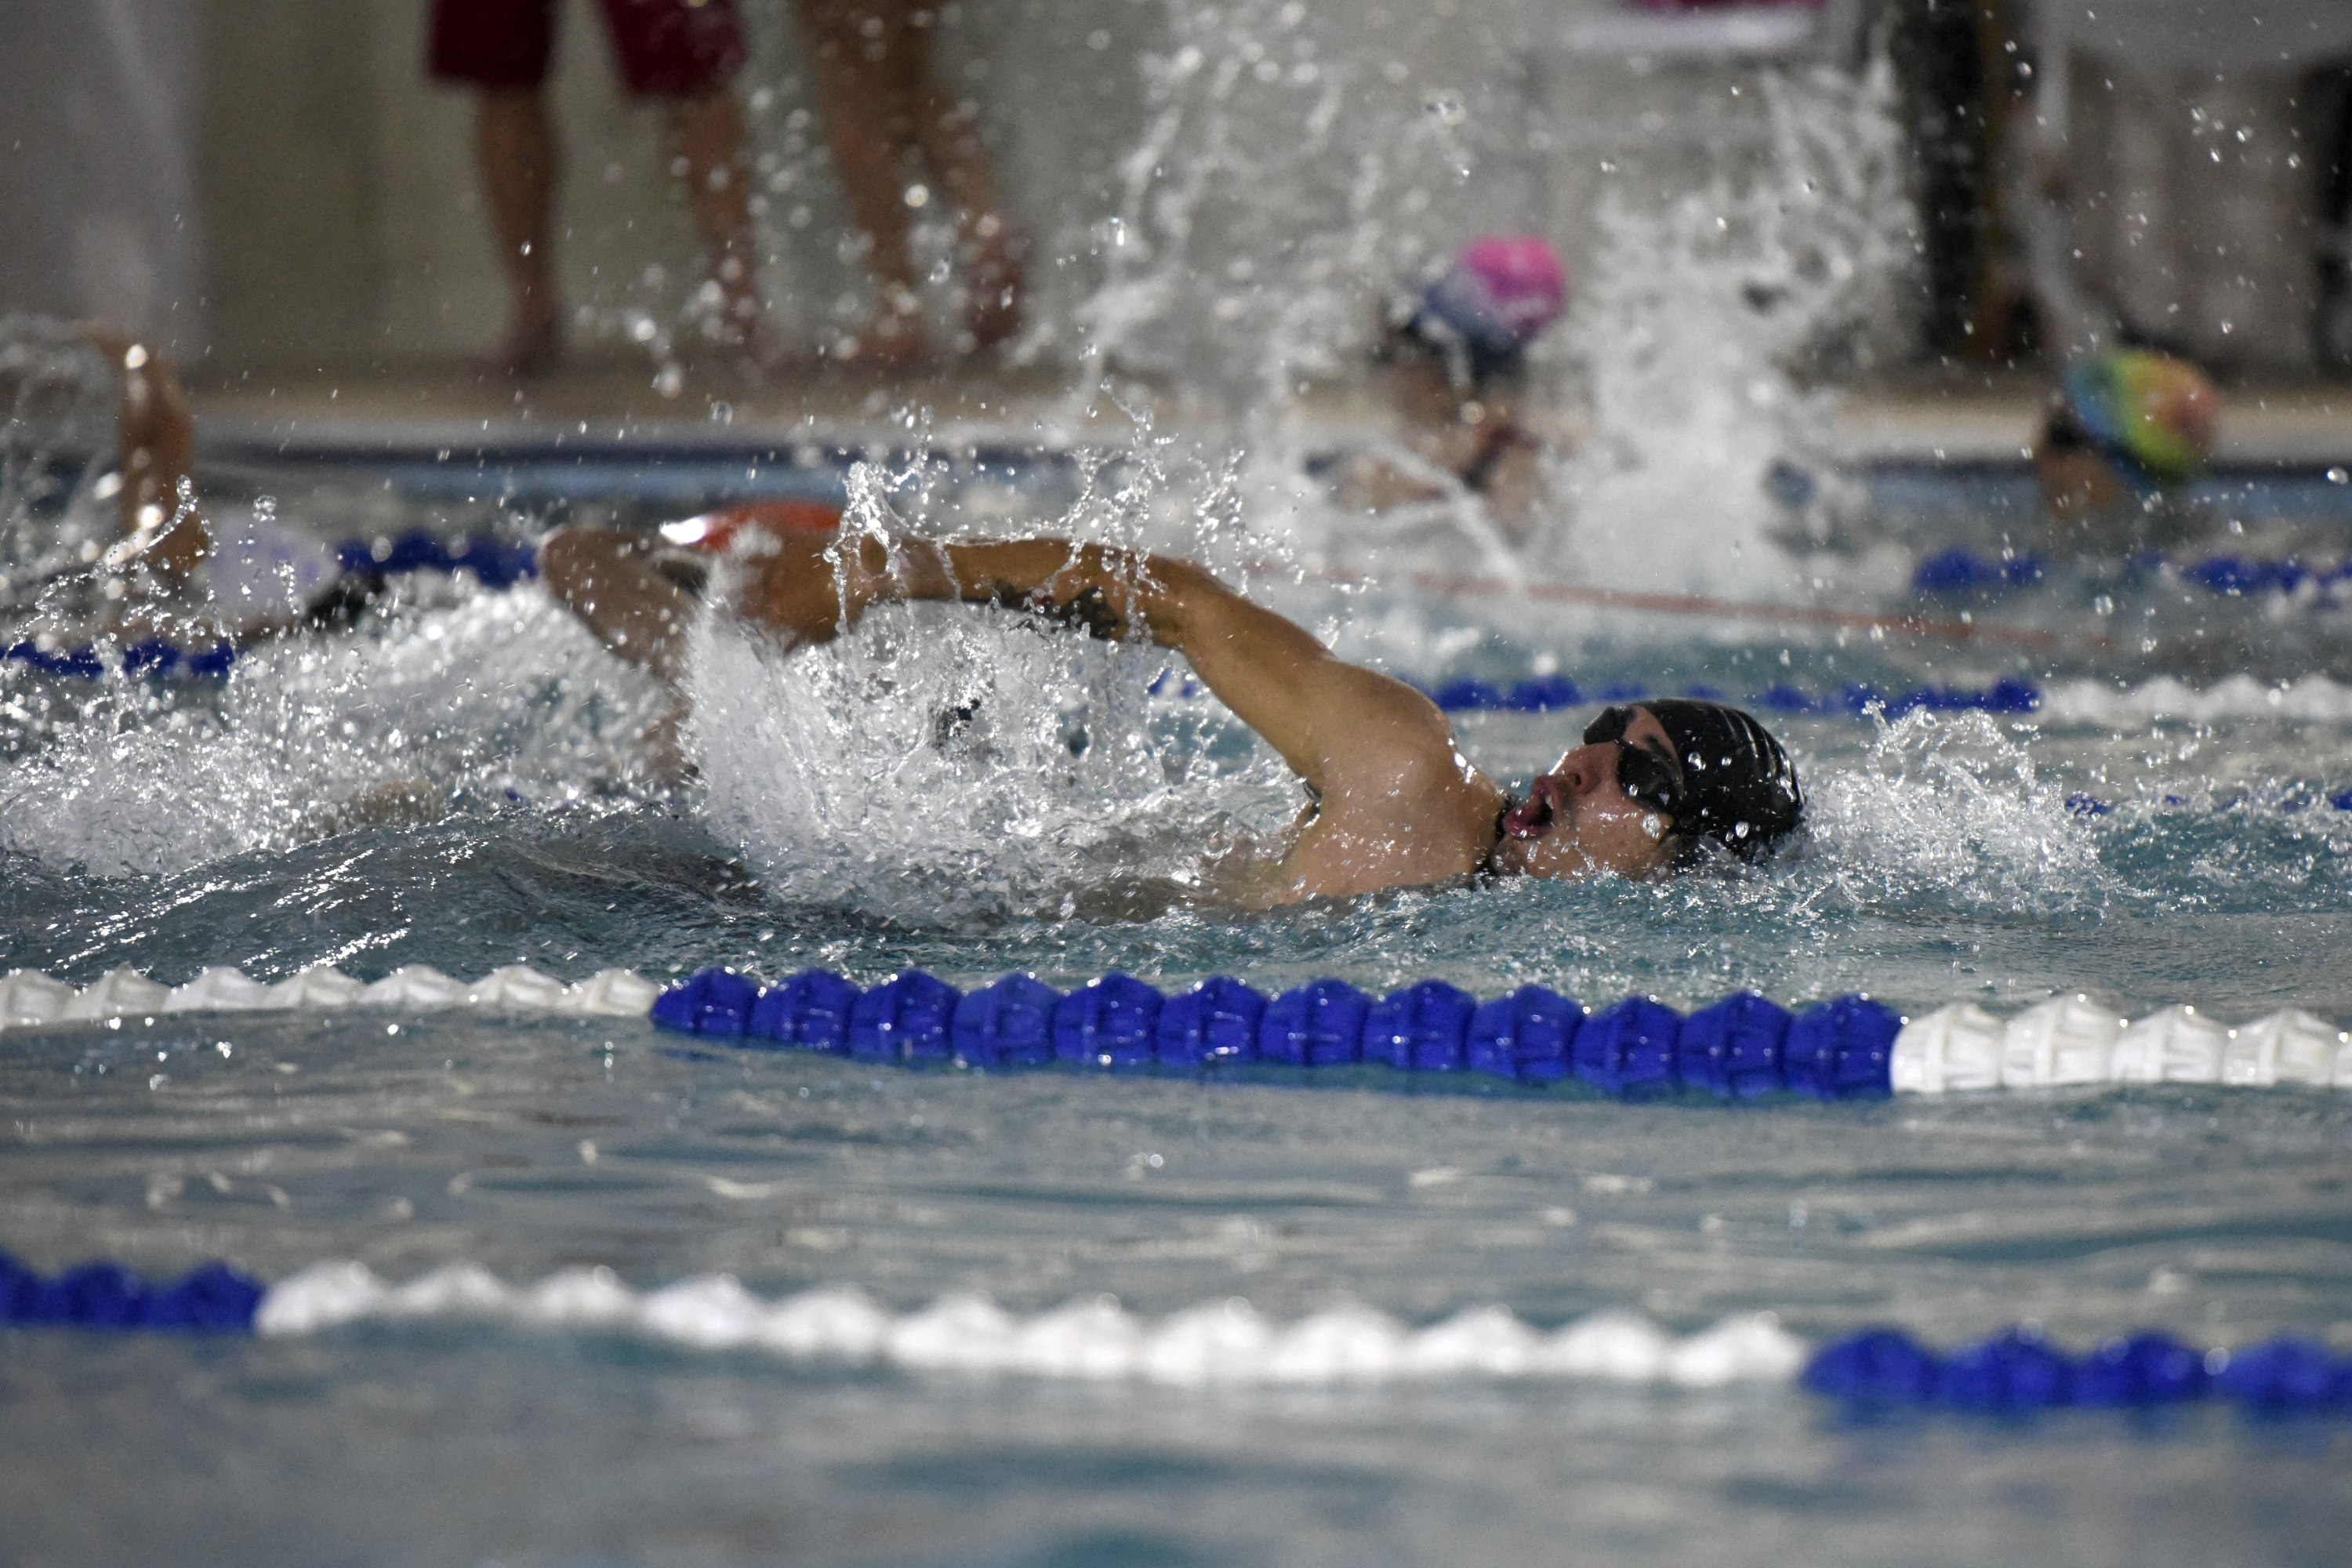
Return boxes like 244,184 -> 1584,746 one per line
654,967 -> 1907,1101
1420,673 -> 2045,720
332,528 -> 537,589
0,1250 -> 264,1333
0,621 -> 2074,731
1912,546 -> 2352,601
1805,1324 -> 2352,1414
3,527 -> 538,682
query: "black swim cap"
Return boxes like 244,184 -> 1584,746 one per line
1624,699 -> 1803,863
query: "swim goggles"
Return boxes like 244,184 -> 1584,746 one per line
1582,706 -> 1686,818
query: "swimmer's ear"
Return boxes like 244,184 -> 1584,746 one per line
652,554 -> 713,595
1664,829 -> 1713,873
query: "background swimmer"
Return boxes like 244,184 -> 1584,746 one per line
2031,347 -> 2221,554
540,513 -> 1802,904
0,328 -> 387,647
1334,236 -> 1568,546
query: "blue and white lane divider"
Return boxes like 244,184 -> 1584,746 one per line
3,963 -> 2347,1095
648,969 -> 2352,1094
13,522 -> 2352,731
5,1249 -> 2349,1412
657,970 -> 1907,1098
4,527 -> 537,681
1418,674 -> 2042,719
0,962 -> 659,1025
0,1253 -> 263,1332
1802,1324 -> 2352,1413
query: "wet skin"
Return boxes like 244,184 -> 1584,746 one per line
1489,706 -> 1680,884
540,522 -> 1686,900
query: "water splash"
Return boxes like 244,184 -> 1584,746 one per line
0,583 -> 666,877
684,586 -> 1287,925
0,318 -> 118,583
1080,0 -> 1479,412
1802,708 -> 2118,919
1542,58 -> 1918,595
1075,22 -> 1920,599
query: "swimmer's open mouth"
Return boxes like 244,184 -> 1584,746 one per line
1501,779 -> 1558,840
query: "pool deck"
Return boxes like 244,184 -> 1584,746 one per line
184,356 -> 2352,469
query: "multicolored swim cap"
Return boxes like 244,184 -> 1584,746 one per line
1415,236 -> 1568,360
2060,350 -> 2221,491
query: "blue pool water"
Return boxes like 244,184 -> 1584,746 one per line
4,451 -> 2352,1565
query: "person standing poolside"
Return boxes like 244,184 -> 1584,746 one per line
539,512 -> 1803,902
429,0 -> 775,377
2031,348 -> 2221,553
791,0 -> 1028,365
1337,236 -> 1568,546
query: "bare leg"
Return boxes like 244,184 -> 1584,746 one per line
797,0 -> 934,363
475,88 -> 564,378
666,89 -> 778,365
909,80 -> 1025,350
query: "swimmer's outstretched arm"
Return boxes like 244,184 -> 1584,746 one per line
540,521 -> 1497,872
797,535 -> 1482,822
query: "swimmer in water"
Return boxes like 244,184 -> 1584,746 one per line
1,328 -> 386,644
2031,347 -> 2220,554
0,327 -> 223,647
1334,236 -> 1566,547
540,510 -> 1802,902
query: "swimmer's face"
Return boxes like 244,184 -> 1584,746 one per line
2035,447 -> 2137,518
1490,706 -> 1681,882
1377,353 -> 1472,429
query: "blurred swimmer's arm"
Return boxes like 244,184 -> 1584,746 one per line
79,329 -> 208,583
539,527 -> 705,684
832,536 -> 1467,800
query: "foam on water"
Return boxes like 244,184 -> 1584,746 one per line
1801,707 -> 2116,918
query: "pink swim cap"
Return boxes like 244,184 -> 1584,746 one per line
1419,235 -> 1569,354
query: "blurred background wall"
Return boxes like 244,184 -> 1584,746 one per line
4,0 -> 2350,382
0,0 -> 209,358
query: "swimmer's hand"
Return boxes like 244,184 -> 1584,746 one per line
76,326 -> 208,585
991,580 -> 1128,641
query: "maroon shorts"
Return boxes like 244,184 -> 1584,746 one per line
429,0 -> 746,98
